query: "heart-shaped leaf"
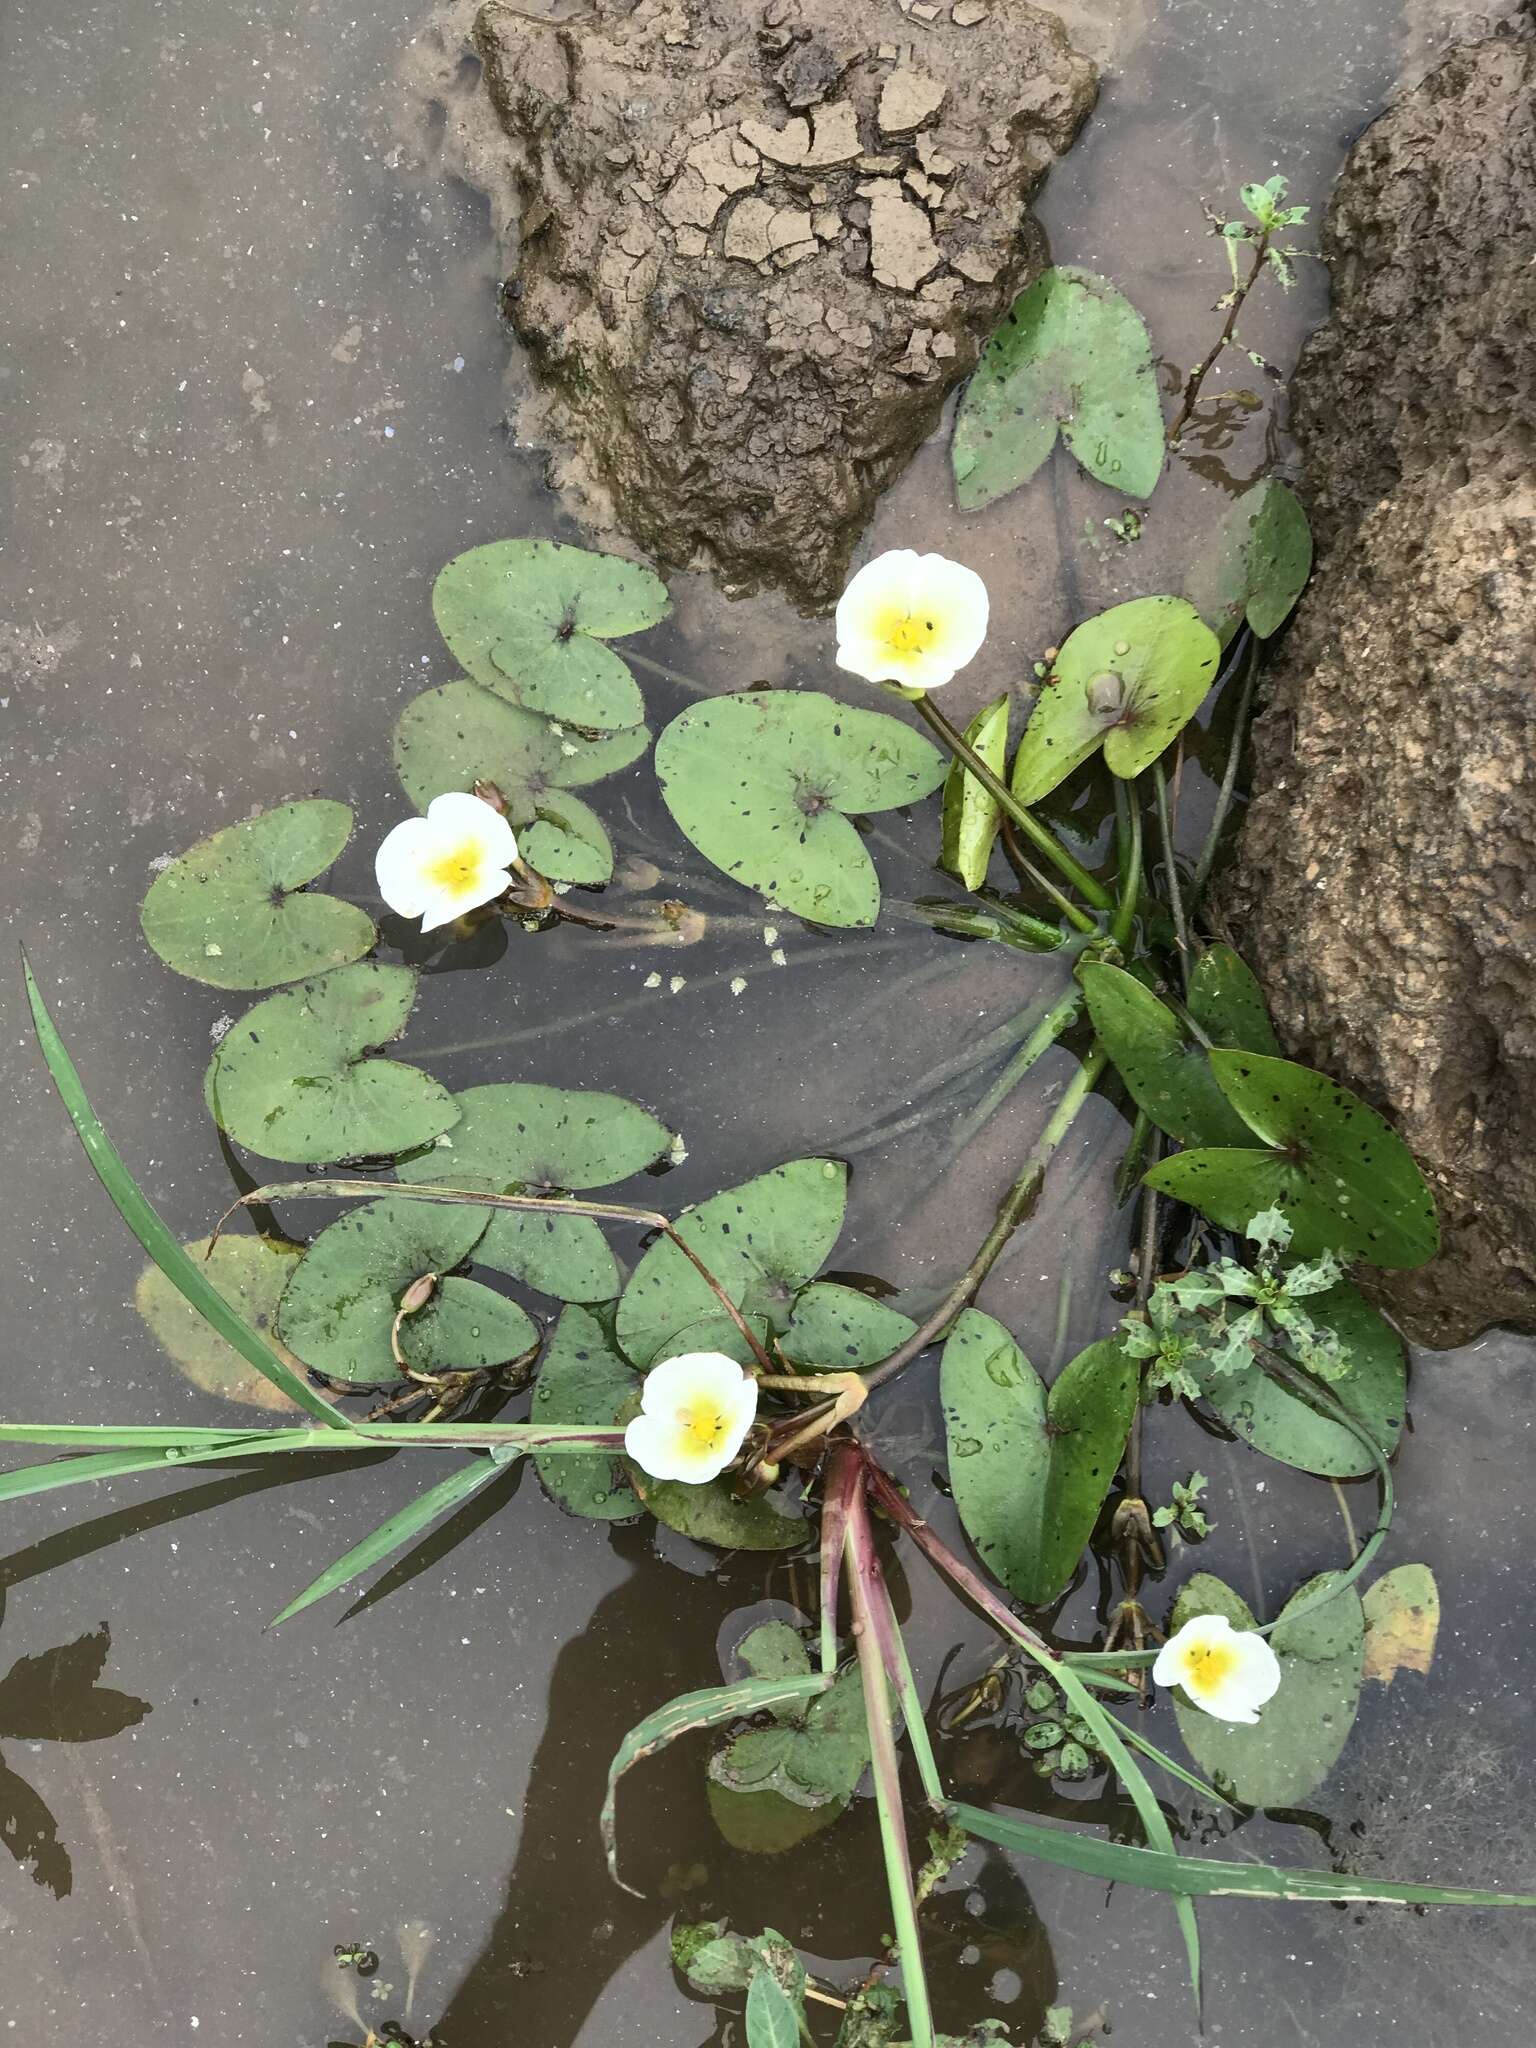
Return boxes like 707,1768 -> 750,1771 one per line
393,679 -> 645,885
1081,963 -> 1253,1147
205,962 -> 456,1164
1195,1279 -> 1405,1477
1147,1052 -> 1439,1266
629,1467 -> 806,1551
941,1311 -> 1137,1606
135,1234 -> 305,1413
277,1195 -> 536,1383
655,692 -> 947,928
397,1083 -> 674,1302
616,1159 -> 848,1369
952,267 -> 1165,508
531,1304 -> 641,1521
940,693 -> 1009,890
708,1661 -> 868,1854
1010,597 -> 1222,804
1185,478 -> 1313,646
1187,944 -> 1280,1056
779,1281 -> 914,1372
432,540 -> 668,731
1170,1571 -> 1363,1807
140,800 -> 375,990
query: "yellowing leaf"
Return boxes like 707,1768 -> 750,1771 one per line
1362,1564 -> 1440,1685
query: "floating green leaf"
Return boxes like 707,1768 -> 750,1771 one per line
746,1967 -> 803,2048
1362,1563 -> 1440,1684
1081,963 -> 1253,1148
1147,1052 -> 1439,1266
1169,1571 -> 1363,1807
393,680 -> 643,885
204,962 -> 457,1165
709,1646 -> 869,1854
952,267 -> 1165,509
941,1312 -> 1137,1606
630,1467 -> 805,1552
940,693 -> 1008,890
139,800 -> 375,991
432,540 -> 667,731
135,1234 -> 305,1413
277,1196 -> 536,1384
673,1923 -> 806,2002
779,1281 -> 915,1372
617,1159 -> 848,1370
1010,598 -> 1221,804
655,693 -> 947,928
1185,479 -> 1313,646
531,1305 -> 641,1521
1197,1280 -> 1405,1477
397,1082 -> 673,1302
1187,944 -> 1281,1056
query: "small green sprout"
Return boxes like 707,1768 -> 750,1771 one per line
1153,1470 -> 1212,1539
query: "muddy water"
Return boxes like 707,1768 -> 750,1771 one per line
1,1 -> 1531,2042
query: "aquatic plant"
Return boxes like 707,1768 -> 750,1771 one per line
5,220 -> 1532,2047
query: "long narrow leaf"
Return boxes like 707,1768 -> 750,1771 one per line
950,1801 -> 1536,1909
0,1424 -> 281,1449
0,1430 -> 329,1506
269,1454 -> 509,1627
818,1445 -> 862,1676
603,1673 -> 828,1895
22,958 -> 350,1430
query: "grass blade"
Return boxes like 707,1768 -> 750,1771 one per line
268,1454 -> 509,1627
0,1424 -> 283,1449
22,957 -> 351,1430
950,1800 -> 1536,1909
603,1673 -> 829,1895
0,1430 -> 330,1505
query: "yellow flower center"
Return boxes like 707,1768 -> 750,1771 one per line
677,1398 -> 730,1452
1179,1639 -> 1238,1693
426,841 -> 485,894
873,604 -> 939,657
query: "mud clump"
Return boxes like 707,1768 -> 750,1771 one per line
1223,13 -> 1536,1346
460,0 -> 1096,609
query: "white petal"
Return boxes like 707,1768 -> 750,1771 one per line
917,556 -> 990,668
1151,1637 -> 1186,1690
374,816 -> 437,918
835,550 -> 922,643
624,1411 -> 694,1482
424,789 -> 519,865
639,1351 -> 750,1413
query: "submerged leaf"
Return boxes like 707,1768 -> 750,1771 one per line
940,693 -> 1009,890
1011,597 -> 1221,804
205,962 -> 457,1166
941,1311 -> 1137,1606
1196,1280 -> 1405,1477
432,539 -> 667,730
140,800 -> 375,991
1081,963 -> 1252,1148
1148,1052 -> 1439,1266
952,267 -> 1165,508
617,1159 -> 848,1370
708,1661 -> 869,1852
1169,1571 -> 1364,1807
531,1305 -> 642,1521
1362,1563 -> 1440,1685
277,1195 -> 536,1384
746,1967 -> 803,2048
655,692 -> 946,928
1185,478 -> 1313,646
397,1082 -> 674,1302
135,1234 -> 305,1413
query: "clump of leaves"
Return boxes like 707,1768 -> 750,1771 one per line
1153,1471 -> 1211,1540
1222,175 -> 1311,293
1021,1676 -> 1103,1783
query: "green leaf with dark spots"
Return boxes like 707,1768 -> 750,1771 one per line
952,267 -> 1165,508
940,693 -> 1009,889
277,1195 -> 536,1384
941,1311 -> 1137,1605
1169,1571 -> 1363,1807
655,692 -> 947,928
630,1467 -> 806,1552
140,800 -> 375,991
432,540 -> 667,731
779,1281 -> 914,1372
1081,962 -> 1252,1147
1187,944 -> 1280,1055
1010,597 -> 1222,804
205,962 -> 457,1166
1185,478 -> 1312,646
531,1304 -> 642,1521
617,1158 -> 848,1370
397,1082 -> 674,1302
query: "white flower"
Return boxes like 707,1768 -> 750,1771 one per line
375,791 -> 518,933
624,1351 -> 759,1485
835,549 -> 990,692
1153,1612 -> 1282,1725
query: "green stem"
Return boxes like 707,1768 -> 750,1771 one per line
914,695 -> 1110,925
1109,778 -> 1143,952
1188,631 -> 1260,914
891,1621 -> 946,1808
1151,760 -> 1190,989
943,987 -> 1083,1159
863,1037 -> 1108,1391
